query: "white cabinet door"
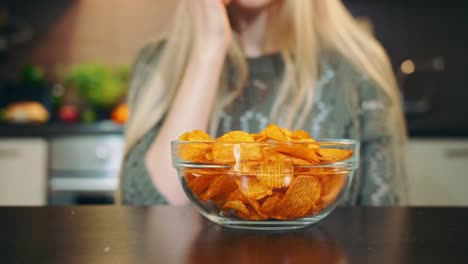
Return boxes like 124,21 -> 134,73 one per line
0,139 -> 48,205
408,139 -> 468,206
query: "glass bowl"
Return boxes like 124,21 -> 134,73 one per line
171,139 -> 359,230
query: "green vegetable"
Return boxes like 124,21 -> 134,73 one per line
81,109 -> 97,123
0,108 -> 5,122
21,65 -> 46,86
65,64 -> 129,108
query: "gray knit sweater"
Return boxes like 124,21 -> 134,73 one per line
121,43 -> 408,206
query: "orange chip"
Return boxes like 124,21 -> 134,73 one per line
297,138 -> 318,145
294,167 -> 340,177
242,204 -> 269,220
237,176 -> 272,200
290,130 -> 312,140
212,144 -> 263,164
222,189 -> 267,220
272,146 -> 320,164
317,148 -> 353,163
256,159 -> 293,189
236,161 -> 259,174
271,175 -> 321,220
216,131 -> 255,142
260,192 -> 283,216
223,200 -> 250,218
263,149 -> 311,166
179,143 -> 212,162
205,151 -> 213,161
178,130 -> 213,162
307,198 -> 326,216
185,172 -> 218,198
252,131 -> 269,142
184,172 -> 196,185
202,175 -> 237,201
179,130 -> 213,162
178,130 -> 212,141
320,174 -> 346,205
213,132 -> 262,164
263,124 -> 289,142
225,189 -> 245,201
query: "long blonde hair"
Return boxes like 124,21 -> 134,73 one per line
124,0 -> 404,161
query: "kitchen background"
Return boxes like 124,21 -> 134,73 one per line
0,0 -> 467,206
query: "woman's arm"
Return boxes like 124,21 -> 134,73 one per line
357,78 -> 408,206
145,0 -> 232,205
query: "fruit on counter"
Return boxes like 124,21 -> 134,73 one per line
111,103 -> 129,124
59,105 -> 80,123
4,101 -> 49,124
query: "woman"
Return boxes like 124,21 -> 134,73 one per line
119,0 -> 408,206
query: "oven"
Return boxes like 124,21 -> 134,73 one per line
48,135 -> 123,205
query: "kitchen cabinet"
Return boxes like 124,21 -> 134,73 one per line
48,135 -> 123,205
0,139 -> 48,205
408,139 -> 468,206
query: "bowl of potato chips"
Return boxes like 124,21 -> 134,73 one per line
172,124 -> 359,230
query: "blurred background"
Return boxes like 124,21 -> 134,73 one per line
0,0 -> 467,206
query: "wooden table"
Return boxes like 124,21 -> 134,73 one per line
1,206 -> 467,264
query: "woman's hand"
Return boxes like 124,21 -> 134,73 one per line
190,0 -> 233,51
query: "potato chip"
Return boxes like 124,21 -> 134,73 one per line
317,148 -> 353,163
224,189 -> 245,201
237,161 -> 259,175
263,149 -> 311,166
290,130 -> 312,140
213,131 -> 262,164
256,158 -> 293,189
179,143 -> 213,162
297,138 -> 318,146
202,175 -> 237,201
260,192 -> 283,216
242,204 -> 269,220
272,146 -> 320,164
223,200 -> 250,218
294,167 -> 339,177
222,189 -> 267,220
178,131 -> 213,162
216,131 -> 255,142
272,175 -> 321,220
186,172 -> 218,198
237,176 -> 272,200
263,124 -> 289,142
184,172 -> 196,185
178,130 -> 212,141
252,131 -> 269,142
320,174 -> 346,205
205,151 -> 213,161
212,144 -> 263,164
307,198 -> 326,216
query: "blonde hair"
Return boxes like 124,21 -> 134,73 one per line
119,0 -> 406,202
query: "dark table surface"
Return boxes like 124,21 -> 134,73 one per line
0,206 -> 467,264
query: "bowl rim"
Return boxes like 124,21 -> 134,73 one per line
171,138 -> 360,170
171,138 -> 359,146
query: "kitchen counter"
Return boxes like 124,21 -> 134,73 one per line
1,206 -> 467,263
407,123 -> 468,138
0,122 -> 467,138
0,122 -> 123,138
